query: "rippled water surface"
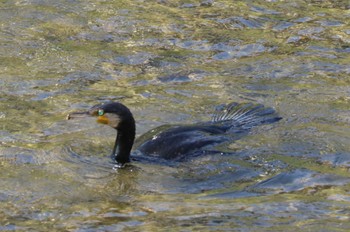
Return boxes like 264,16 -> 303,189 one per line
1,0 -> 350,231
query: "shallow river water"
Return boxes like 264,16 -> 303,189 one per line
1,0 -> 350,231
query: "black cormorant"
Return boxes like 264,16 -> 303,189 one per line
67,102 -> 281,166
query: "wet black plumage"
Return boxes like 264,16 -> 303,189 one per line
68,102 -> 281,166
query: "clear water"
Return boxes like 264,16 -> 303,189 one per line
1,0 -> 349,231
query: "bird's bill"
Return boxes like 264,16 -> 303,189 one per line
66,111 -> 90,120
67,110 -> 110,125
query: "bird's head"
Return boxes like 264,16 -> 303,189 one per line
67,102 -> 134,131
67,101 -> 136,165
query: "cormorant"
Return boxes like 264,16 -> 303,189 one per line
67,101 -> 281,167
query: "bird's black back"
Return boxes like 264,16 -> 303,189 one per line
134,102 -> 281,161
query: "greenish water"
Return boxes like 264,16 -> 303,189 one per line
1,0 -> 350,231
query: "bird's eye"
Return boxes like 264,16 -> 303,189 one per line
98,109 -> 104,116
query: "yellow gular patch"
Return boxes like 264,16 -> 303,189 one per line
97,115 -> 109,124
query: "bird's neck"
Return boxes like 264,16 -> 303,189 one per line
113,121 -> 135,165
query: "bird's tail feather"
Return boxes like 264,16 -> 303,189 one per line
212,102 -> 281,128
